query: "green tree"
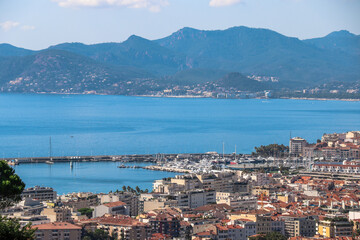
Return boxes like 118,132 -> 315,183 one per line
122,185 -> 127,192
82,229 -> 115,240
0,160 -> 36,240
78,208 -> 94,218
0,160 -> 25,209
252,144 -> 289,157
249,232 -> 287,240
135,186 -> 140,194
0,215 -> 36,240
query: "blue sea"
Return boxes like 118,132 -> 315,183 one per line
1,94 -> 359,158
13,162 -> 176,194
1,94 -> 360,193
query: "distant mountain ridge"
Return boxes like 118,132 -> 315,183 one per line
48,35 -> 187,75
304,30 -> 360,55
0,26 -> 359,94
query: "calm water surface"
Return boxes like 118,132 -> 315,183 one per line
1,94 -> 360,157
13,162 -> 177,194
1,94 -> 360,193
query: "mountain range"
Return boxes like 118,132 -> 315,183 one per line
0,26 -> 359,94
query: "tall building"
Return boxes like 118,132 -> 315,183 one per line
289,137 -> 307,156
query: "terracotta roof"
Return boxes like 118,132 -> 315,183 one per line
235,218 -> 254,222
150,233 -> 171,240
194,204 -> 233,212
84,215 -> 147,227
34,222 -> 81,230
103,201 -> 127,207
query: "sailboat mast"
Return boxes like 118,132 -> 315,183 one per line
49,137 -> 52,159
222,142 -> 225,159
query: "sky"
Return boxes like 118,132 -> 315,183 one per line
0,0 -> 359,50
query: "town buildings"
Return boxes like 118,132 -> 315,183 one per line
3,130 -> 360,239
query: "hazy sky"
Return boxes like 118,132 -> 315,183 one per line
1,0 -> 359,50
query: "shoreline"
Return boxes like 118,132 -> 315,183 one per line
1,92 -> 359,101
281,97 -> 360,102
144,165 -> 192,173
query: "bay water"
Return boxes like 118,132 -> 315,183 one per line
1,94 -> 359,193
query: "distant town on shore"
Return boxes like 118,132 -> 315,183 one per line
1,26 -> 359,100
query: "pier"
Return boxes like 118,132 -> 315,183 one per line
2,152 -> 240,165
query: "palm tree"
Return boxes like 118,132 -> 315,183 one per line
135,186 -> 140,193
122,186 -> 127,192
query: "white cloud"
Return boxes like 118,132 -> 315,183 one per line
0,21 -> 20,31
53,0 -> 169,12
209,0 -> 242,7
21,25 -> 36,31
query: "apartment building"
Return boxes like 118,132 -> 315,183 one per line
253,216 -> 285,235
149,213 -> 181,238
34,222 -> 81,240
93,201 -> 129,218
21,186 -> 57,201
62,195 -> 98,212
216,192 -> 257,210
82,215 -> 151,240
177,189 -> 216,209
41,207 -> 72,223
318,217 -> 353,238
290,137 -> 308,156
196,172 -> 235,192
280,215 -> 317,238
101,192 -> 139,216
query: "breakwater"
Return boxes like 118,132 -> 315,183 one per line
4,153 -> 239,165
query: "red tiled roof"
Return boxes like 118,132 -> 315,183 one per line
34,222 -> 81,230
103,201 -> 127,207
194,204 -> 233,212
84,215 -> 147,227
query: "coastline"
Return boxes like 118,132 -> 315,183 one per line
281,97 -> 360,102
1,92 -> 359,101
